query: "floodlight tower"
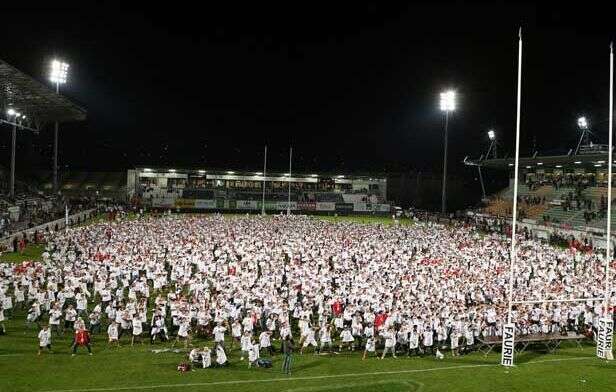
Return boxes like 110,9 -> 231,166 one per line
6,109 -> 26,198
7,109 -> 18,198
439,90 -> 456,214
575,116 -> 590,155
49,59 -> 69,194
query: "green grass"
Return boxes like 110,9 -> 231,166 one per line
0,310 -> 614,392
0,244 -> 46,264
1,214 -> 613,391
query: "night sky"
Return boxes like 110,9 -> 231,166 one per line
1,4 -> 615,178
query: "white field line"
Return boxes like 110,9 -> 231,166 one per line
41,356 -> 598,392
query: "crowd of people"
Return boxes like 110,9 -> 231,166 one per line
0,213 -> 614,370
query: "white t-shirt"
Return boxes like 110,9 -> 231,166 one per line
38,329 -> 51,346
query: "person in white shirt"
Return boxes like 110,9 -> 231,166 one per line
107,321 -> 120,347
37,325 -> 52,355
248,341 -> 260,368
0,304 -> 5,335
450,327 -> 460,357
339,327 -> 355,352
172,318 -> 190,348
300,326 -> 318,355
259,330 -> 273,356
381,328 -> 397,359
408,325 -> 420,356
201,346 -> 212,368
240,330 -> 252,360
131,317 -> 143,346
319,324 -> 333,354
48,305 -> 63,337
213,323 -> 227,348
215,343 -> 228,367
362,336 -> 376,360
150,314 -> 168,344
64,305 -> 77,332
230,320 -> 242,349
422,327 -> 434,355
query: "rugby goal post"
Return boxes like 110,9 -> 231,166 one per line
501,35 -> 615,367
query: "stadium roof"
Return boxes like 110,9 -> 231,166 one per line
134,167 -> 387,181
0,58 -> 86,123
466,152 -> 612,170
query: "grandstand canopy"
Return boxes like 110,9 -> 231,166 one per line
0,58 -> 86,123
133,167 -> 387,183
468,152 -> 612,171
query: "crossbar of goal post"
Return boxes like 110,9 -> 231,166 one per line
501,27 -> 523,368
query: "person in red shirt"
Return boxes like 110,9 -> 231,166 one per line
72,325 -> 93,356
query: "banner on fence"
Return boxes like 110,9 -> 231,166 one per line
174,198 -> 195,209
316,202 -> 336,211
297,202 -> 316,211
194,199 -> 217,209
335,203 -> 354,212
236,200 -> 259,210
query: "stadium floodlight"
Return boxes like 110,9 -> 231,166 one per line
7,108 -> 16,116
577,116 -> 588,130
555,165 -> 562,168
227,171 -> 235,174
488,130 -> 496,140
537,162 -> 543,165
49,59 -> 69,194
439,90 -> 456,112
574,161 -> 582,164
439,89 -> 456,214
49,59 -> 69,85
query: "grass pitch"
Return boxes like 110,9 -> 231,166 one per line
1,214 -> 614,391
0,313 -> 613,392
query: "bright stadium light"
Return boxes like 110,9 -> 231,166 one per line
254,172 -> 263,175
488,130 -> 496,140
577,116 -> 588,130
227,171 -> 235,174
7,108 -> 16,116
49,59 -> 69,85
439,90 -> 456,112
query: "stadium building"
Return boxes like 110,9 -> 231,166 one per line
127,167 -> 391,214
